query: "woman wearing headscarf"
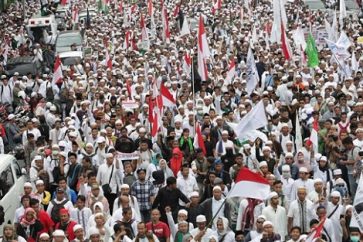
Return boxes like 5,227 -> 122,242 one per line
0,225 -> 26,242
91,213 -> 113,242
146,153 -> 163,181
169,148 -> 184,177
211,217 -> 235,242
158,159 -> 174,181
87,202 -> 111,228
312,155 -> 333,183
16,208 -> 43,242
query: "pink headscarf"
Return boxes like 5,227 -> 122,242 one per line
20,208 -> 37,226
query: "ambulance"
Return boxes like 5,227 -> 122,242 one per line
26,13 -> 58,43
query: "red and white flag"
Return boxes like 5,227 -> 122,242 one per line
193,122 -> 206,155
61,0 -> 67,6
140,13 -> 150,50
225,58 -> 236,84
118,1 -> 123,14
228,167 -> 270,200
160,82 -> 176,107
211,0 -> 222,14
130,4 -> 137,13
161,5 -> 171,43
183,52 -> 192,77
305,218 -> 326,242
72,5 -> 79,24
240,7 -> 244,25
309,118 -> 319,154
147,0 -> 153,16
281,23 -> 292,60
52,55 -> 63,84
123,31 -> 130,50
173,4 -> 180,17
105,49 -> 112,70
197,15 -> 210,81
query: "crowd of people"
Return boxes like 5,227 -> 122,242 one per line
0,0 -> 363,241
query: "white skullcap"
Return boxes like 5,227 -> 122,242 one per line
262,146 -> 271,152
35,180 -> 44,186
97,136 -> 106,143
299,167 -> 308,173
285,152 -> 293,158
282,165 -> 290,171
336,178 -> 345,185
189,191 -> 199,198
320,156 -> 327,161
314,178 -> 323,184
24,182 -> 32,188
196,215 -> 207,222
263,221 -> 273,227
53,230 -> 65,237
268,192 -> 278,200
259,161 -> 268,168
333,169 -> 342,175
120,184 -> 130,189
73,224 -> 83,232
257,215 -> 266,220
178,209 -> 188,216
243,144 -> 251,149
88,227 -> 99,236
34,155 -> 42,160
213,186 -> 222,191
331,191 -> 341,197
222,130 -> 229,135
106,153 -> 113,158
39,233 -> 50,239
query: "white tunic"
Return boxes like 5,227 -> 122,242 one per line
262,205 -> 288,241
287,199 -> 316,233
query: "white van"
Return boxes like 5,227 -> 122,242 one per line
26,13 -> 58,43
0,155 -> 26,234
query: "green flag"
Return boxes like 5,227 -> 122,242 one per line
306,33 -> 319,68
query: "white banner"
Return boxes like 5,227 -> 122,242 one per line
351,174 -> 363,232
122,101 -> 139,109
116,151 -> 139,161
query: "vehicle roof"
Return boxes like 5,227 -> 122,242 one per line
30,13 -> 55,19
304,0 -> 326,10
6,56 -> 35,65
59,51 -> 84,58
0,155 -> 15,171
58,30 -> 82,37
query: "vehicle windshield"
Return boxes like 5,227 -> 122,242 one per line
61,57 -> 81,66
56,35 -> 82,47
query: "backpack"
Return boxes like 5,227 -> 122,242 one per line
52,160 -> 61,183
50,199 -> 68,223
46,82 -> 54,102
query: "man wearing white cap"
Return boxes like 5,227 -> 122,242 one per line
200,186 -> 230,228
290,167 -> 314,201
287,187 -> 315,234
326,191 -> 345,242
280,165 -> 295,201
215,130 -> 234,157
22,119 -> 42,147
177,163 -> 199,206
72,224 -> 86,242
70,196 -> 92,235
190,215 -> 213,242
96,152 -> 122,214
262,192 -> 287,241
278,123 -> 295,154
307,178 -> 325,204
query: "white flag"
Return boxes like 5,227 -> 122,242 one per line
236,100 -> 268,139
352,51 -> 359,73
337,31 -> 352,50
246,47 -> 259,95
351,174 -> 363,232
339,0 -> 347,29
179,17 -> 190,37
295,112 -> 303,151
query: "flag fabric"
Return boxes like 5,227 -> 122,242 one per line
211,0 -> 222,14
352,51 -> 358,73
305,218 -> 326,242
160,82 -> 176,107
236,100 -> 268,139
351,175 -> 363,232
140,13 -> 150,50
295,112 -> 303,151
52,56 -> 63,84
339,0 -> 347,29
147,0 -> 153,16
161,5 -> 171,43
183,52 -> 192,77
281,23 -> 292,60
123,31 -> 130,50
225,58 -> 236,84
246,47 -> 259,95
306,33 -> 319,68
151,108 -> 159,138
126,82 -> 132,100
72,5 -> 79,24
173,4 -> 180,17
118,1 -> 123,14
61,0 -> 67,6
194,122 -> 207,155
240,6 -> 244,25
180,17 -> 190,36
148,97 -> 154,123
228,167 -> 270,200
309,118 -> 319,154
197,15 -> 210,81
336,31 -> 352,50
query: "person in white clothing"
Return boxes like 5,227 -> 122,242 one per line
0,224 -> 27,242
177,164 -> 199,206
70,195 -> 93,235
262,192 -> 288,241
190,215 -> 213,242
215,130 -> 235,157
133,222 -> 160,242
287,187 -> 316,234
0,76 -> 13,104
22,119 -> 42,146
211,217 -> 235,242
326,191 -> 345,242
290,167 -> 315,201
236,198 -> 264,231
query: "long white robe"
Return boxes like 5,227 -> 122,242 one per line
262,205 -> 288,241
